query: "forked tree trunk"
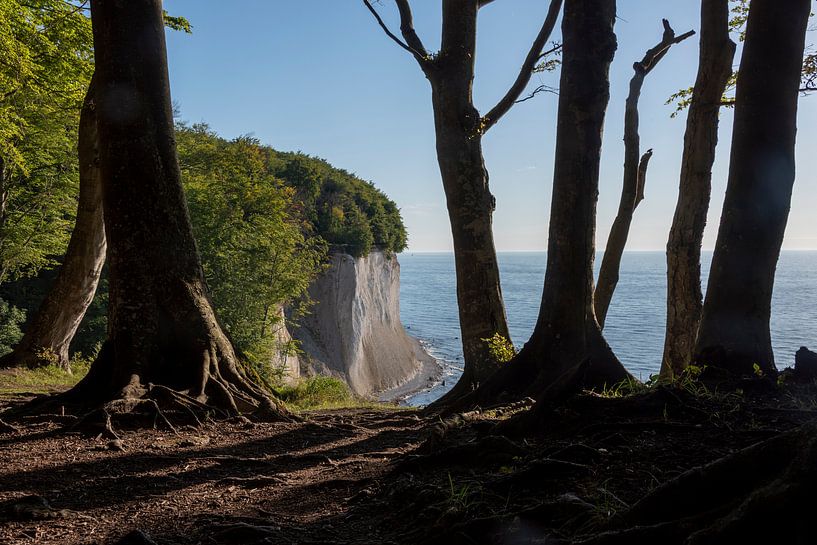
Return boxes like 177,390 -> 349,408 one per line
64,0 -> 287,422
460,0 -> 630,407
694,0 -> 810,377
661,0 -> 736,379
595,19 -> 693,327
363,0 -> 562,406
0,76 -> 106,372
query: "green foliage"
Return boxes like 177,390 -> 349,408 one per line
596,376 -> 651,399
275,376 -> 357,411
0,298 -> 25,356
271,153 -> 408,257
176,123 -> 327,374
162,10 -> 192,33
667,0 -> 814,115
482,332 -> 516,364
0,0 -> 95,282
533,42 -> 562,74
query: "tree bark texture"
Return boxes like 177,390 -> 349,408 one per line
0,76 -> 106,371
459,0 -> 631,408
694,0 -> 810,376
661,0 -> 736,379
595,20 -> 693,327
426,1 -> 511,399
363,0 -> 562,406
67,0 -> 286,421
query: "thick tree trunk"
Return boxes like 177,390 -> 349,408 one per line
0,76 -> 106,372
693,0 -> 810,377
458,0 -> 630,407
427,1 -> 511,403
63,0 -> 287,423
595,20 -> 692,327
661,0 -> 735,379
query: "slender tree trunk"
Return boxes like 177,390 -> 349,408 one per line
596,20 -> 693,327
0,76 -> 106,371
364,0 -> 563,407
461,0 -> 630,407
64,0 -> 287,422
694,0 -> 810,377
661,0 -> 735,379
425,0 -> 511,403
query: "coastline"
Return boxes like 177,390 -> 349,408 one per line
376,336 -> 442,403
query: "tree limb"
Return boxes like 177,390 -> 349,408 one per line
480,0 -> 563,133
362,0 -> 430,65
637,19 -> 696,76
595,19 -> 692,327
515,84 -> 558,104
635,149 -> 653,207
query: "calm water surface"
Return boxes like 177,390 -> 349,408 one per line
399,251 -> 817,405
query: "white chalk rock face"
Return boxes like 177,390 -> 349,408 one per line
270,305 -> 300,385
291,250 -> 425,397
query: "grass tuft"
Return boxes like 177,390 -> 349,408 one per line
275,375 -> 391,412
0,357 -> 90,395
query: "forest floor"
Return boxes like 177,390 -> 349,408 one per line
1,376 -> 816,545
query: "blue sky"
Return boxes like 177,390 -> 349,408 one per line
163,0 -> 816,252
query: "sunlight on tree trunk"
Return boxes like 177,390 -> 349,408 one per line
661,0 -> 735,379
694,0 -> 811,377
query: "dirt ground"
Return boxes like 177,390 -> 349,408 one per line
1,381 -> 816,545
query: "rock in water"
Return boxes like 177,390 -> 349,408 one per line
795,346 -> 817,381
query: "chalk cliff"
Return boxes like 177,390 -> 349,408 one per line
290,250 -> 436,398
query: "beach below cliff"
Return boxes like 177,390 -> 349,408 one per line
376,336 -> 442,404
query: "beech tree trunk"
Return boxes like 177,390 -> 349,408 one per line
363,0 -> 563,405
661,0 -> 735,379
64,0 -> 287,421
0,76 -> 106,371
461,0 -> 630,406
694,0 -> 810,377
427,1 -> 511,400
595,20 -> 693,327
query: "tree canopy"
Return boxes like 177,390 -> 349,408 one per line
0,0 -> 93,282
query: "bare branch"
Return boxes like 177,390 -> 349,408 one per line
480,0 -> 563,133
394,0 -> 429,60
537,43 -> 562,62
362,0 -> 429,64
637,19 -> 695,75
515,84 -> 558,104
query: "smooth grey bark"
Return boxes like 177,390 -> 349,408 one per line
661,0 -> 736,379
0,76 -> 106,371
363,0 -> 562,402
595,20 -> 693,327
65,0 -> 287,420
694,0 -> 811,376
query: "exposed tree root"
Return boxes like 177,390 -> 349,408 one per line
434,337 -> 632,417
2,347 -> 295,438
578,424 -> 817,544
0,418 -> 18,434
0,496 -> 74,522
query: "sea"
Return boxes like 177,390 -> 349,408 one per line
399,251 -> 817,406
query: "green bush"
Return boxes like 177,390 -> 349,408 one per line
0,299 -> 25,356
275,376 -> 356,411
